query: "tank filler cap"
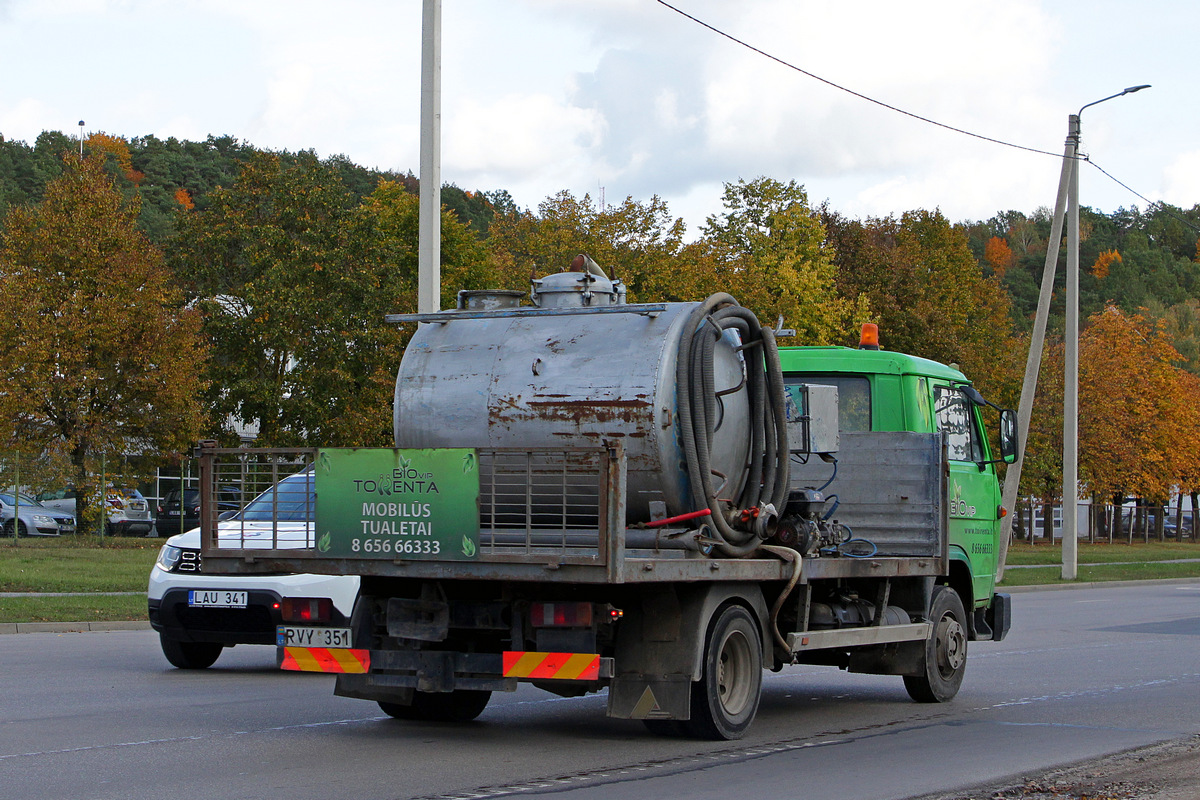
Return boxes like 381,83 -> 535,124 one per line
530,254 -> 626,309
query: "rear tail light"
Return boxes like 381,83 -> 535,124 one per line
281,597 -> 332,623
529,603 -> 623,627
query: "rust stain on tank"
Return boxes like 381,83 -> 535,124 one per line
491,395 -> 654,428
525,397 -> 652,426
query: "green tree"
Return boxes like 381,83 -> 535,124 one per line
698,178 -> 868,344
171,154 -> 492,446
487,190 -> 703,302
0,154 -> 207,531
823,208 -> 1021,405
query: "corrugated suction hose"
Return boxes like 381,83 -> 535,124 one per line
675,295 -> 791,558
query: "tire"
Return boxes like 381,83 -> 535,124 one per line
379,689 -> 492,722
160,634 -> 224,669
3,519 -> 16,537
904,586 -> 968,703
683,604 -> 763,740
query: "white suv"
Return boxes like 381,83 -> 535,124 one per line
147,470 -> 358,669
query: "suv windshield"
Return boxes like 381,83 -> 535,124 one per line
239,474 -> 314,522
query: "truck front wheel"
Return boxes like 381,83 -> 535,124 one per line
684,604 -> 762,740
904,586 -> 967,703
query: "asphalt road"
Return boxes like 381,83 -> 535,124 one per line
3,581 -> 1198,800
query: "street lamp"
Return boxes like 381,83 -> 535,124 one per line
997,85 -> 1149,583
1063,84 -> 1150,579
78,120 -> 85,155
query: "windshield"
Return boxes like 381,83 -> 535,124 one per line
239,474 -> 314,522
1,493 -> 45,508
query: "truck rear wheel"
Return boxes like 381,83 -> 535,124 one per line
684,604 -> 762,740
378,689 -> 492,722
904,586 -> 967,703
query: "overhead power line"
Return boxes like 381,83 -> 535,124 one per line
654,0 -> 1194,226
653,0 -> 1061,158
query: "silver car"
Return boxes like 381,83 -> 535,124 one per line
1,492 -> 76,536
38,486 -> 154,536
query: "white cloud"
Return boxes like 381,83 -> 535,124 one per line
1161,151 -> 1200,210
0,0 -> 1192,226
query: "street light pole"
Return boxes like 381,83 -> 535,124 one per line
78,120 -> 85,155
1062,84 -> 1149,580
418,0 -> 442,315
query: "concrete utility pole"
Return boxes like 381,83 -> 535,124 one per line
998,85 -> 1149,582
1062,84 -> 1149,579
418,0 -> 442,315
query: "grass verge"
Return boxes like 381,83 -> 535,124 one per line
1000,560 -> 1200,587
1004,541 -> 1200,566
0,593 -> 147,624
0,535 -> 160,593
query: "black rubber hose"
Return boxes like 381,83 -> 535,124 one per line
675,295 -> 791,558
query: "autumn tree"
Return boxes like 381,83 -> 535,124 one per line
983,236 -> 1014,277
0,154 -> 207,531
696,178 -> 868,344
170,154 -> 491,446
487,190 -> 702,302
1077,307 -> 1191,510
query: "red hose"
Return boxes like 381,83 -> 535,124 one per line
640,508 -> 713,529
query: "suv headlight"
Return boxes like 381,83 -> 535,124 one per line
156,544 -> 183,571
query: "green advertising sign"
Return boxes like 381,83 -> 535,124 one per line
314,448 -> 480,560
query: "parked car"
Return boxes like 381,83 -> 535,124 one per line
0,492 -> 76,537
155,485 -> 241,537
1163,515 -> 1194,539
38,486 -> 155,536
147,469 -> 358,669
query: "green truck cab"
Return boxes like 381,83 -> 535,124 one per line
779,335 -> 1016,642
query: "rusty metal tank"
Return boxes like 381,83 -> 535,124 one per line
391,271 -> 752,524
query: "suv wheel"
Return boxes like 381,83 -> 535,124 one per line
160,634 -> 224,669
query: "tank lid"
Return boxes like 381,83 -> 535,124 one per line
530,255 -> 625,309
457,290 -> 524,311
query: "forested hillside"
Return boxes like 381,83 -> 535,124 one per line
2,129 -> 1199,519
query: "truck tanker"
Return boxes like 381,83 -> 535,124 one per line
197,256 -> 1016,739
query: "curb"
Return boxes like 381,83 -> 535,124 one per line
1001,576 -> 1200,593
0,620 -> 151,635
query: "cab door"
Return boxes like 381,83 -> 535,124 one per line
931,382 -> 1000,606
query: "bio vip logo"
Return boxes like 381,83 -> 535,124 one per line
949,480 -> 977,518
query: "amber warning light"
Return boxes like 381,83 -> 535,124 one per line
859,323 -> 880,350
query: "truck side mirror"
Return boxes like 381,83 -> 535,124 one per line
999,409 -> 1018,464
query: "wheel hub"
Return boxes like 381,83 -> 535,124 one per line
936,615 -> 967,674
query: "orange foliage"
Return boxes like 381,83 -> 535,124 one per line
174,188 -> 195,210
983,236 -> 1014,276
85,132 -> 139,183
1090,248 -> 1122,279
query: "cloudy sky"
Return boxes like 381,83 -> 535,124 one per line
1,0 -> 1195,233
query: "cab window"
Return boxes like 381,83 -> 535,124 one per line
785,374 -> 871,431
934,385 -> 983,462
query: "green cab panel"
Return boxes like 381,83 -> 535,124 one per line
779,346 -> 1002,609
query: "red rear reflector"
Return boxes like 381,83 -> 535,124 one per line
502,651 -> 600,680
281,647 -> 369,673
531,602 -> 593,627
281,597 -> 332,623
